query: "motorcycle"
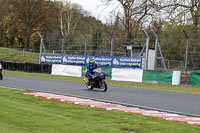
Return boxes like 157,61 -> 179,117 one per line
84,68 -> 107,91
0,63 -> 3,80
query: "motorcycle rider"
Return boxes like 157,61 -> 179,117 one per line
85,59 -> 99,83
0,63 -> 3,80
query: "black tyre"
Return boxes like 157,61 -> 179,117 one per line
101,81 -> 107,92
0,72 -> 3,80
85,79 -> 93,90
86,82 -> 93,90
84,78 -> 93,90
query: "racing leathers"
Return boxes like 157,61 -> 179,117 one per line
86,63 -> 99,82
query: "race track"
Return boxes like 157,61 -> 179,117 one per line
1,74 -> 200,117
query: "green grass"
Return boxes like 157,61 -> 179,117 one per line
3,70 -> 200,94
0,47 -> 39,57
0,87 -> 200,133
0,55 -> 39,63
0,47 -> 39,63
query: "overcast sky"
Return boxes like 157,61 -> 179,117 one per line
67,0 -> 120,23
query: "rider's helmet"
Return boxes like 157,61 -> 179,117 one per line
89,59 -> 95,67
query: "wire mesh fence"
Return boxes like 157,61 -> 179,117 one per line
2,28 -> 200,71
39,29 -> 146,57
157,60 -> 184,71
157,28 -> 200,71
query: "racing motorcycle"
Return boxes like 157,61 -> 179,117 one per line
0,63 -> 3,80
84,68 -> 107,92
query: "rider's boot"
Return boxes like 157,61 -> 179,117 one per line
84,78 -> 88,84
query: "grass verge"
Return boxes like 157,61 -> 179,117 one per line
0,47 -> 39,63
0,55 -> 39,64
3,70 -> 200,94
0,87 -> 200,133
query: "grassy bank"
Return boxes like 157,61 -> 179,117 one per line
3,70 -> 200,94
0,47 -> 39,63
0,87 -> 200,133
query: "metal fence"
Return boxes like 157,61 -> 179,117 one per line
158,29 -> 200,71
38,29 -> 146,57
157,60 -> 184,71
0,48 -> 129,57
2,28 -> 200,71
38,29 -> 200,71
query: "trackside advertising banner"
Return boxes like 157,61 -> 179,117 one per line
62,55 -> 86,65
40,54 -> 142,68
40,55 -> 62,64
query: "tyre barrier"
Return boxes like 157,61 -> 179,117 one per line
0,61 -> 52,74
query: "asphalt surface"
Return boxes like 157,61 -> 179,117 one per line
1,74 -> 200,117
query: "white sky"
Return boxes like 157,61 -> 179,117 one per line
67,0 -> 120,24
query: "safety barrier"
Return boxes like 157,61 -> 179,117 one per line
188,72 -> 200,87
52,65 -> 181,85
0,61 -> 51,74
111,69 -> 181,85
0,61 -> 182,85
51,64 -> 82,77
142,70 -> 181,85
111,68 -> 143,82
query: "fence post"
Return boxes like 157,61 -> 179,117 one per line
183,30 -> 189,72
168,60 -> 170,69
106,31 -> 114,56
23,49 -> 25,57
82,31 -> 87,56
61,38 -> 64,55
151,30 -> 158,70
151,30 -> 166,70
143,30 -> 149,70
110,37 -> 114,56
36,31 -> 45,64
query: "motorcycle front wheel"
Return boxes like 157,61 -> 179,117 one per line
0,72 -> 3,80
101,81 -> 107,92
86,81 -> 93,90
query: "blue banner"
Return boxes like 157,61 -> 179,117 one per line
112,57 -> 142,68
62,55 -> 86,65
40,54 -> 142,68
40,55 -> 62,64
86,56 -> 112,67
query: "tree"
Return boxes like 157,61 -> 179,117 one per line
54,1 -> 83,38
164,0 -> 200,28
0,0 -> 15,47
11,0 -> 53,49
101,0 -> 163,45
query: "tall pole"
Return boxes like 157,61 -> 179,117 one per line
82,31 -> 87,56
151,30 -> 166,70
183,30 -> 189,72
143,30 -> 149,70
106,31 -> 114,56
158,42 -> 166,70
110,37 -> 114,56
61,38 -> 64,55
151,30 -> 158,70
37,31 -> 44,64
